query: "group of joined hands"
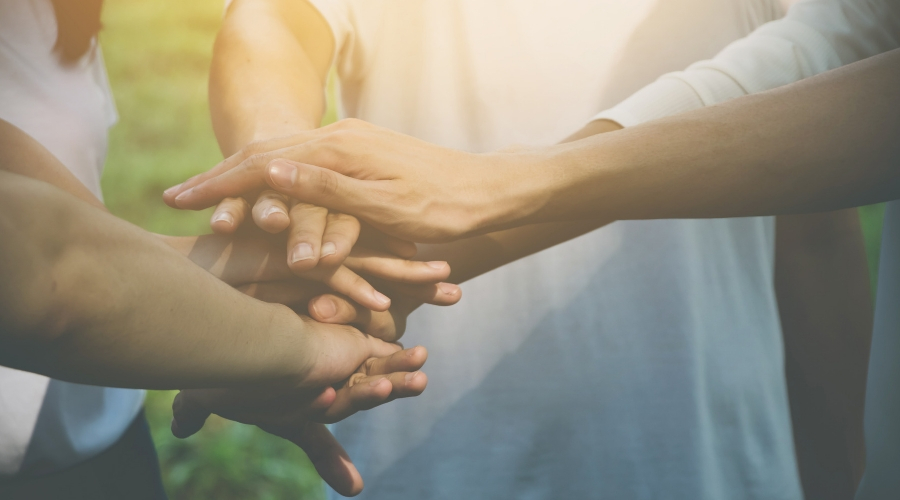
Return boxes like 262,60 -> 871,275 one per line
160,119 -> 496,496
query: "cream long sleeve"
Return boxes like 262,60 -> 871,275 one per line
593,0 -> 900,126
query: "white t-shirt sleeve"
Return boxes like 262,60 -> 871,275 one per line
594,0 -> 900,127
223,0 -> 352,68
304,0 -> 353,68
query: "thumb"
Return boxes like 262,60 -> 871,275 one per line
300,321 -> 401,387
266,159 -> 375,217
171,390 -> 212,439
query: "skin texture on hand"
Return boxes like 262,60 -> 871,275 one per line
163,225 -> 458,312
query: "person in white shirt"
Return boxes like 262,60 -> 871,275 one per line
169,0 -> 878,497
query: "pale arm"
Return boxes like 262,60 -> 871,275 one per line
210,0 -> 332,154
204,0 -> 332,236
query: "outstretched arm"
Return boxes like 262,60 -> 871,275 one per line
0,126 -> 429,495
169,47 -> 900,240
0,119 -> 407,390
0,169 -> 397,389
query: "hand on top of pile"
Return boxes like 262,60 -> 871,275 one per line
163,119 -> 535,244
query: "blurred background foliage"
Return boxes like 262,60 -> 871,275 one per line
98,0 -> 886,498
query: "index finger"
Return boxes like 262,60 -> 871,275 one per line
162,131 -> 326,207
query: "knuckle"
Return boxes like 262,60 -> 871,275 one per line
332,212 -> 360,227
241,140 -> 271,158
348,372 -> 367,388
245,152 -> 272,172
325,130 -> 353,149
312,168 -> 340,197
256,190 -> 287,204
225,196 -> 251,211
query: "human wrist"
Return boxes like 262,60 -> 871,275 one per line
473,148 -> 573,231
443,120 -> 627,234
521,133 -> 625,224
258,304 -> 318,385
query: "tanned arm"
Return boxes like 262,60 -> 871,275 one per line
167,50 -> 900,241
0,123 -> 395,390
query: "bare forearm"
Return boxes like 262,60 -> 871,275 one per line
531,49 -> 900,224
776,210 -> 872,497
415,221 -> 608,284
210,0 -> 332,154
0,171 -> 308,389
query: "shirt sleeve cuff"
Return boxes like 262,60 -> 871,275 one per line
590,75 -> 708,127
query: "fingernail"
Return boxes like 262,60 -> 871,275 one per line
262,206 -> 286,220
312,297 -> 337,319
290,243 -> 315,263
321,241 -> 337,257
437,282 -> 458,294
212,212 -> 234,226
164,184 -> 182,197
268,162 -> 297,188
174,187 -> 194,202
405,371 -> 420,383
369,377 -> 387,388
373,290 -> 391,306
425,261 -> 447,270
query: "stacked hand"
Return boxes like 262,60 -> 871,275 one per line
173,338 -> 429,497
160,126 -> 469,494
163,119 -> 542,243
162,229 -> 435,494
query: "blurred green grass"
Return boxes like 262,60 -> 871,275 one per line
98,0 -> 886,498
